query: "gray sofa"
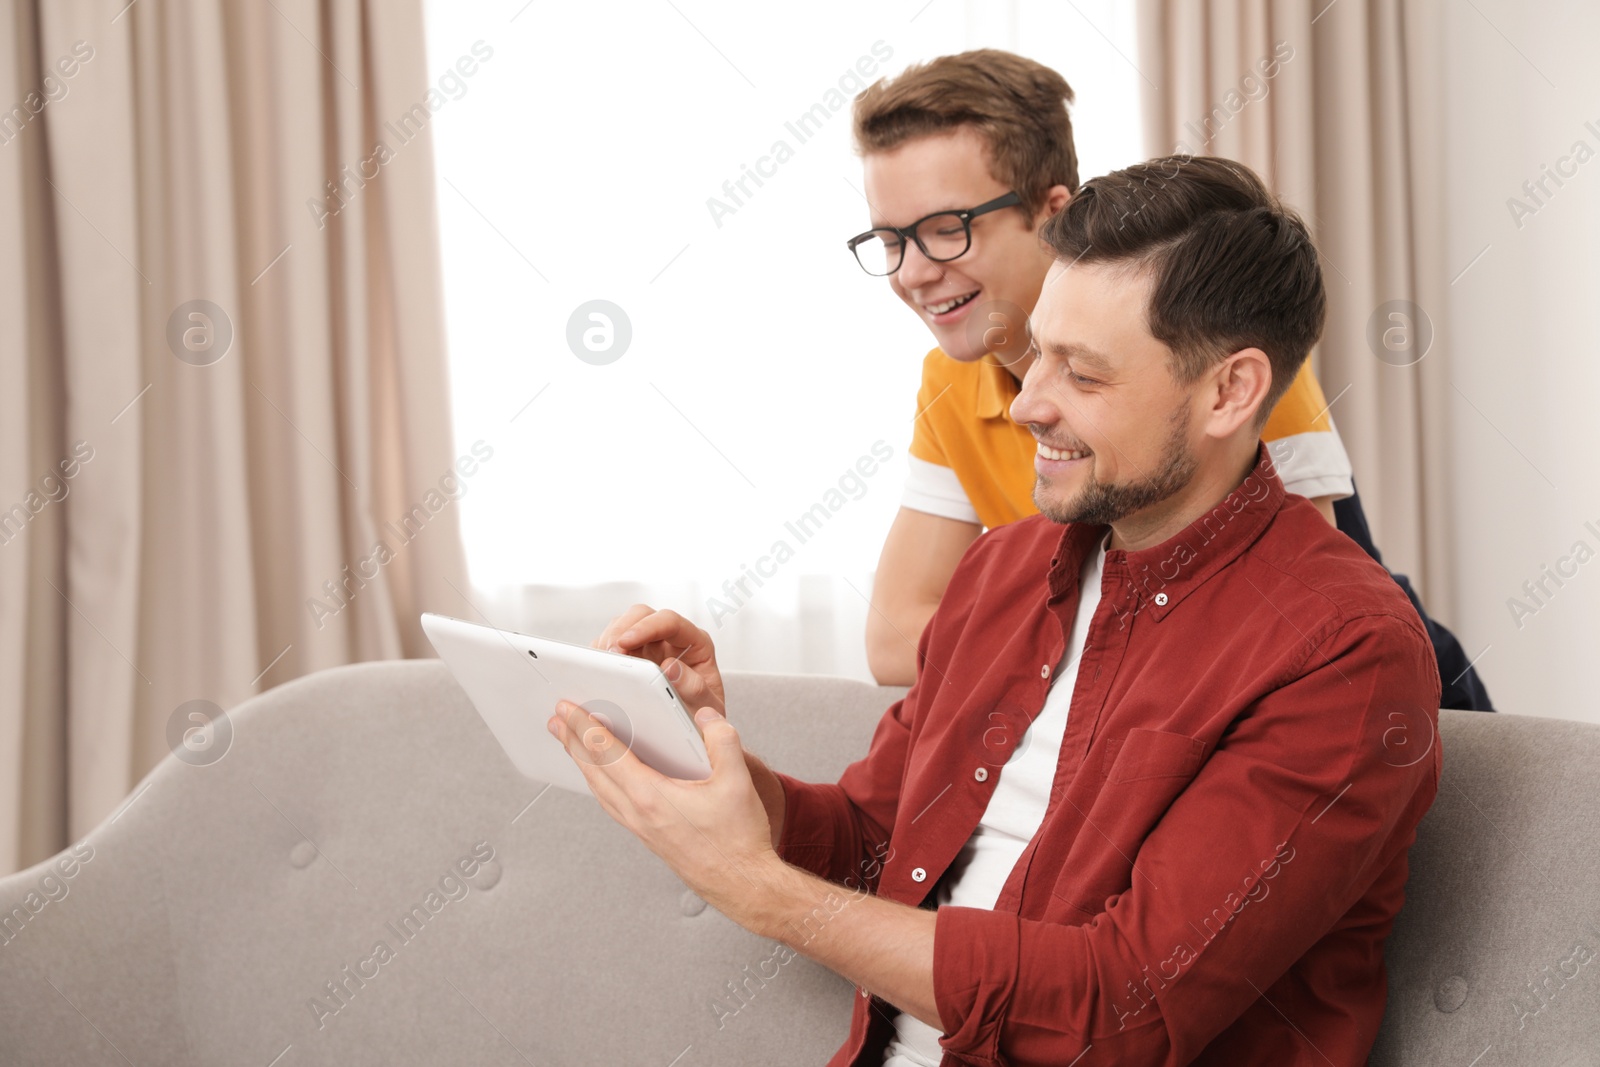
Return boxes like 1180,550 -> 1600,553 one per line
1,661 -> 1596,1065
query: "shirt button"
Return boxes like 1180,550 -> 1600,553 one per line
974,767 -> 989,782
911,867 -> 927,883
1154,592 -> 1169,606
1041,663 -> 1051,679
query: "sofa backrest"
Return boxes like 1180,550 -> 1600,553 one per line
0,660 -> 1595,1064
1369,704 -> 1600,1063
0,661 -> 882,1066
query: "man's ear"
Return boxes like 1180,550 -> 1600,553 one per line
1207,348 -> 1274,438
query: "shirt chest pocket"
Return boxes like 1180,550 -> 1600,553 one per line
1052,729 -> 1207,918
1101,727 -> 1206,783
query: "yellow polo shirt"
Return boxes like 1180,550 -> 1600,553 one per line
903,349 -> 1353,530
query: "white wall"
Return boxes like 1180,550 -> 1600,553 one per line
1441,0 -> 1600,720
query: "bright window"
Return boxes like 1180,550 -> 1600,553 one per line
423,0 -> 1142,671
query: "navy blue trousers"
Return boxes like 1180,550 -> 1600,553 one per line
1333,485 -> 1493,711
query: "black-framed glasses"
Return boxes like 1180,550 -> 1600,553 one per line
846,191 -> 1023,277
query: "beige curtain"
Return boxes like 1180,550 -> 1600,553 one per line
1135,0 -> 1454,619
0,0 -> 466,875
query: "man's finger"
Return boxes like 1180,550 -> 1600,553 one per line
662,656 -> 719,709
593,604 -> 656,651
550,702 -> 641,811
692,707 -> 746,778
618,609 -> 705,655
557,701 -> 628,767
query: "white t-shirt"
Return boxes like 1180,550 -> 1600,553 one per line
881,535 -> 1109,1067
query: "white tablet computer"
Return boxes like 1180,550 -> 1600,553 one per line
421,612 -> 711,795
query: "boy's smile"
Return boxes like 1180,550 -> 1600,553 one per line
861,125 -> 1069,377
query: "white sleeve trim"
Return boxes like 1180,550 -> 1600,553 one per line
1267,422 -> 1354,501
901,455 -> 981,525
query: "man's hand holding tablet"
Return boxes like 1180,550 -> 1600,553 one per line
425,605 -> 798,929
547,604 -> 792,919
577,605 -> 787,846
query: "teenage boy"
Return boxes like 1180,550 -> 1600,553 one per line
850,50 -> 1489,710
556,156 -> 1440,1066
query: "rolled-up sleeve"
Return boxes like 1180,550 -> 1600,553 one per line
931,611 -> 1442,1066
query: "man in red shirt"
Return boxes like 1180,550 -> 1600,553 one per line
549,156 -> 1441,1065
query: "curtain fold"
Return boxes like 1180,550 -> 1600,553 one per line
1134,0 -> 1454,619
0,0 -> 466,876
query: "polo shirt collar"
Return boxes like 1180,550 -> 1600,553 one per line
976,352 -> 1021,420
1046,442 -> 1287,622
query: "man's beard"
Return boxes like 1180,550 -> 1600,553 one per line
1035,403 -> 1197,527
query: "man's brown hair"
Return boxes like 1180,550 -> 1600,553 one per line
852,49 -> 1080,216
1039,155 -> 1326,425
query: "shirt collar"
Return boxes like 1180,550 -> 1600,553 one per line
976,352 -> 1021,420
1046,442 -> 1287,622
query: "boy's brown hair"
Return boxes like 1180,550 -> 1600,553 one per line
1040,155 -> 1326,425
851,49 -> 1080,215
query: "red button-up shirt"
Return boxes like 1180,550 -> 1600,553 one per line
775,444 -> 1441,1066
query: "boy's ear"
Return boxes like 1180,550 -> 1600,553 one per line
1039,184 -> 1072,222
